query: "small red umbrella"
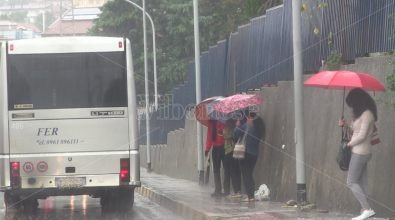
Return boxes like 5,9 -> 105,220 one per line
194,96 -> 224,126
304,70 -> 385,116
213,94 -> 263,114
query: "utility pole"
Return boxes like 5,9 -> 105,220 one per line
122,0 -> 158,110
71,0 -> 75,36
193,0 -> 204,184
59,0 -> 62,35
42,11 -> 46,32
42,0 -> 47,32
142,0 -> 151,172
292,0 -> 307,204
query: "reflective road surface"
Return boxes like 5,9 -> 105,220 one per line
0,192 -> 183,220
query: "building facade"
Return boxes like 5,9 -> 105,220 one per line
73,0 -> 109,8
0,21 -> 41,40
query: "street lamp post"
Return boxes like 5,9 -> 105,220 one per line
142,0 -> 152,172
193,0 -> 204,184
123,0 -> 158,110
292,0 -> 307,203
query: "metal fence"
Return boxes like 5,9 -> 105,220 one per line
140,0 -> 395,145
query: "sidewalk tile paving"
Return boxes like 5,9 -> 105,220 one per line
136,168 -> 388,220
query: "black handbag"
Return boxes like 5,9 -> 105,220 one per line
336,127 -> 351,171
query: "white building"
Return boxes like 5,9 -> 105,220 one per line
43,7 -> 101,36
0,21 -> 41,40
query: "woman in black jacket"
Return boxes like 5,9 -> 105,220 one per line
233,112 -> 265,202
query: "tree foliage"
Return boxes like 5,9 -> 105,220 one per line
0,11 -> 28,22
90,0 -> 282,95
325,50 -> 342,70
7,0 -> 29,8
34,12 -> 55,31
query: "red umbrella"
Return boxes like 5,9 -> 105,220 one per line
304,70 -> 385,116
195,96 -> 224,126
213,94 -> 263,114
304,70 -> 385,91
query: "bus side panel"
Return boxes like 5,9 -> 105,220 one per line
125,39 -> 140,186
1,42 -> 10,189
0,158 -> 10,189
129,149 -> 139,185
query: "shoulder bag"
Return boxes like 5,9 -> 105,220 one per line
336,127 -> 351,171
233,126 -> 248,159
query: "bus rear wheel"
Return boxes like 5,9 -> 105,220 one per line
22,197 -> 39,213
118,188 -> 134,210
100,188 -> 134,212
4,192 -> 21,210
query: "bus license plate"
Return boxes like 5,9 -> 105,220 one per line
55,177 -> 86,188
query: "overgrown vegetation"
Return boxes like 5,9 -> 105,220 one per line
386,55 -> 395,92
0,11 -> 28,23
325,51 -> 342,70
377,54 -> 395,108
300,1 -> 341,70
385,54 -> 395,107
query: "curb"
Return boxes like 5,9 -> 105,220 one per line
135,185 -> 211,220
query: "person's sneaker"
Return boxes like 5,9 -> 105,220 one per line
241,197 -> 256,202
351,209 -> 375,220
210,192 -> 222,198
225,192 -> 241,200
230,193 -> 242,199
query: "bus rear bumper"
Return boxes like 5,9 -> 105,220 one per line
1,174 -> 140,197
19,174 -> 130,189
3,185 -> 136,199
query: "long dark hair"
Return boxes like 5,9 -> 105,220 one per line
345,88 -> 377,121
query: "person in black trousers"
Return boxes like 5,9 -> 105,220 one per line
233,112 -> 264,202
222,119 -> 241,197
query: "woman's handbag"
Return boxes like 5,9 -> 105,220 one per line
233,127 -> 248,159
336,127 -> 351,171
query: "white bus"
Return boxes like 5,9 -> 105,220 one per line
0,37 -> 140,212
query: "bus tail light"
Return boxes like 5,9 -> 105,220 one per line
10,162 -> 20,188
119,158 -> 130,184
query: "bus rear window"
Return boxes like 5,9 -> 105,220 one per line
7,52 -> 127,110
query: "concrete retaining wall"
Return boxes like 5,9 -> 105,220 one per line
140,55 -> 395,217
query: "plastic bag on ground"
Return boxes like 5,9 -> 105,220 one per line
254,184 -> 270,201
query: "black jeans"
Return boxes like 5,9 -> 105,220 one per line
212,146 -> 225,193
239,153 -> 257,199
223,152 -> 241,194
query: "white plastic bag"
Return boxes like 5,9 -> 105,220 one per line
254,184 -> 270,201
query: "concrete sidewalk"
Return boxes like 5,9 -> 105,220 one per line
135,168 -> 358,220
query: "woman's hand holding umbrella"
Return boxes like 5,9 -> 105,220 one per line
338,118 -> 347,127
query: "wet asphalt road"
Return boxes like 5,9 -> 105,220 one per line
0,192 -> 183,220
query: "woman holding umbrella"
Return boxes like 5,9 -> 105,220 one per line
304,70 -> 385,219
339,88 -> 377,220
233,111 -> 265,202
